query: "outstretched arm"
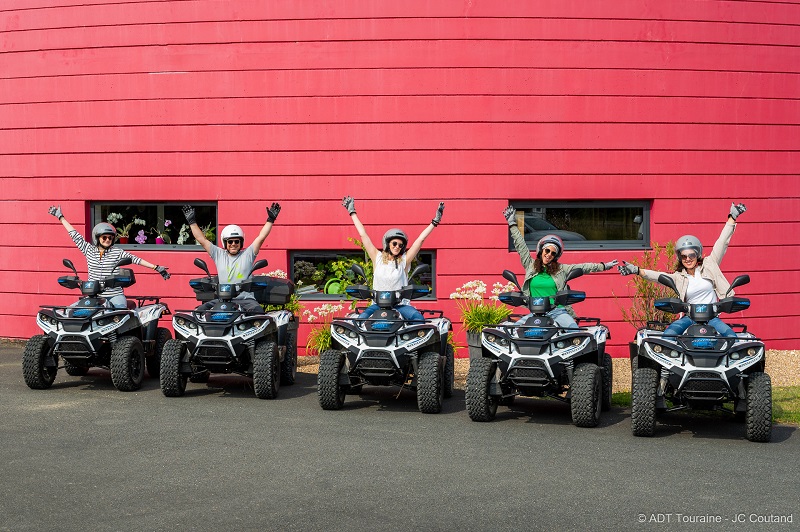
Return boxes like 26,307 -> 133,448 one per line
251,202 -> 281,255
49,205 -> 77,233
343,196 -> 379,261
182,205 -> 213,254
406,202 -> 444,265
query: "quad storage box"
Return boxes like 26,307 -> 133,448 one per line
248,276 -> 295,306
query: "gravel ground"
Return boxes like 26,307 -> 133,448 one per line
299,350 -> 800,393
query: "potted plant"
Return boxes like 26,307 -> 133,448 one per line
151,219 -> 173,244
303,303 -> 346,357
450,280 -> 514,359
106,212 -> 145,244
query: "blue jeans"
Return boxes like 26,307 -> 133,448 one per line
664,316 -> 737,338
521,307 -> 578,329
359,303 -> 424,323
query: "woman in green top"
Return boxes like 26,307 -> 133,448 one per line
503,206 -> 618,329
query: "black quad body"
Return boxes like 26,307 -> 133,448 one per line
631,274 -> 771,442
160,258 -> 298,399
317,264 -> 454,413
466,268 -> 613,427
24,258 -> 172,392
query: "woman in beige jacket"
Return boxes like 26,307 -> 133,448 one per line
618,202 -> 747,338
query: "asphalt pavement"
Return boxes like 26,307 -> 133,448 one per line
1,341 -> 797,531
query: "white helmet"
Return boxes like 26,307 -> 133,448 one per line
536,234 -> 564,259
382,228 -> 408,251
675,234 -> 702,258
92,222 -> 117,246
221,224 -> 244,245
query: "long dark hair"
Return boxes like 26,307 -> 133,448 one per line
534,255 -> 561,275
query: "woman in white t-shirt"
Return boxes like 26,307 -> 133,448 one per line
342,196 -> 444,322
618,202 -> 747,338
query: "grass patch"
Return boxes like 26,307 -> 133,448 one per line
610,386 -> 800,426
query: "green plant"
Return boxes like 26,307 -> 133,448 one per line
200,222 -> 216,243
106,212 -> 145,238
303,303 -> 345,356
613,241 -> 677,330
450,280 -> 514,334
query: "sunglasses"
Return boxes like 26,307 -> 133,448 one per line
542,248 -> 558,256
98,235 -> 114,241
389,241 -> 405,248
226,239 -> 243,246
680,252 -> 698,261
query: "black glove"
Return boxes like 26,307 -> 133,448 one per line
503,206 -> 516,227
267,202 -> 281,223
342,196 -> 356,215
48,205 -> 63,219
431,202 -> 445,227
729,202 -> 746,221
155,265 -> 170,280
182,205 -> 196,225
618,261 -> 639,276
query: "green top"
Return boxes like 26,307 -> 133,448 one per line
528,271 -> 558,302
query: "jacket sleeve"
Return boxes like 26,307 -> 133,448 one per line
563,262 -> 606,275
709,222 -> 736,266
509,225 -> 534,273
68,229 -> 90,255
639,268 -> 669,283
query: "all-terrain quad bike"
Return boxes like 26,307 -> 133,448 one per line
24,257 -> 172,392
465,268 -> 613,427
317,264 -> 454,414
630,273 -> 771,442
160,257 -> 297,399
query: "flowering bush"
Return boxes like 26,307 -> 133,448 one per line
151,219 -> 172,243
450,280 -> 514,333
303,303 -> 345,356
107,212 -> 145,238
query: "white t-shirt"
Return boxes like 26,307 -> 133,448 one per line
685,271 -> 717,304
372,254 -> 408,291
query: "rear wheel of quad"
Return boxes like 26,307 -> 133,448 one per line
146,327 -> 172,379
280,329 -> 298,386
631,367 -> 658,437
571,363 -> 603,428
64,360 -> 89,376
465,357 -> 499,422
253,339 -> 279,399
443,341 -> 455,399
110,336 -> 145,391
22,335 -> 57,389
745,372 -> 772,443
417,351 -> 444,414
160,339 -> 187,397
318,349 -> 346,410
601,352 -> 613,412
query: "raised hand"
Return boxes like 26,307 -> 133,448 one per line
431,202 -> 445,227
48,205 -> 63,219
618,261 -> 639,276
342,196 -> 356,215
182,205 -> 196,225
503,206 -> 517,227
729,202 -> 746,221
267,202 -> 281,223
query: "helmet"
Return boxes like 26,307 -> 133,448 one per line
536,234 -> 564,259
675,234 -> 702,258
92,222 -> 117,246
221,224 -> 245,244
382,228 -> 408,251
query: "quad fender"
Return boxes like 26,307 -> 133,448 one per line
488,361 -> 503,395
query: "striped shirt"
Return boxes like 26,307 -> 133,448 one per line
69,230 -> 143,299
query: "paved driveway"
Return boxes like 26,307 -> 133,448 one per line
1,342 -> 797,531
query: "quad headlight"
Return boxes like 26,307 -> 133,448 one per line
484,334 -> 509,347
400,330 -> 427,341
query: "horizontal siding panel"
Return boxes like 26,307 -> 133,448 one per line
3,96 -> 800,129
3,123 -> 799,153
2,70 -> 798,104
3,41 -> 800,79
4,0 -> 800,29
6,18 -> 800,53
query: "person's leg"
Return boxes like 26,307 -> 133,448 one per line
709,317 -> 738,338
358,303 -> 379,319
663,316 -> 692,337
396,304 -> 425,323
107,294 -> 128,309
238,298 -> 264,315
549,307 -> 578,329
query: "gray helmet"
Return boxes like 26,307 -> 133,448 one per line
536,234 -> 564,259
675,234 -> 702,258
382,228 -> 408,251
92,222 -> 117,245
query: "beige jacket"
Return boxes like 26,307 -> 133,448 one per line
640,222 -> 736,301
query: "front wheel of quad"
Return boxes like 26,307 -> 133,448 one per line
110,336 -> 145,391
745,372 -> 772,443
417,351 -> 444,414
64,360 -> 89,376
465,357 -> 499,422
253,339 -> 279,399
318,349 -> 347,410
601,352 -> 613,412
631,367 -> 658,437
147,327 -> 172,379
280,329 -> 298,386
443,342 -> 455,399
571,363 -> 603,428
22,335 -> 57,389
160,339 -> 187,397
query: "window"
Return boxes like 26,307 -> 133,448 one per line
509,201 -> 649,250
291,250 -> 436,300
92,202 -> 217,250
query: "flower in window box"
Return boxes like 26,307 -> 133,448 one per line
108,212 -> 145,239
151,219 -> 172,244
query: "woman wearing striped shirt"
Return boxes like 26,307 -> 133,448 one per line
49,206 -> 170,309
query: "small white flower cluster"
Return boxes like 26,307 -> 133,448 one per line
176,224 -> 191,245
265,269 -> 287,279
489,281 -> 517,300
106,212 -> 123,224
449,280 -> 486,300
302,303 -> 344,323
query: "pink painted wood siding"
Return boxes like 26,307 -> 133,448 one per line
1,1 -> 798,352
